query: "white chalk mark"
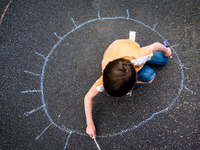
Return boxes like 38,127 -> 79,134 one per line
153,22 -> 159,30
183,66 -> 188,69
21,90 -> 41,93
36,123 -> 53,140
54,32 -> 62,39
62,124 -> 68,131
171,44 -> 179,48
23,104 -> 46,116
71,17 -> 77,28
93,138 -> 101,150
180,65 -> 189,69
64,132 -> 72,150
184,86 -> 193,93
98,11 -> 101,20
126,9 -> 130,19
129,31 -> 136,42
24,70 -> 41,77
35,51 -> 47,60
126,90 -> 132,96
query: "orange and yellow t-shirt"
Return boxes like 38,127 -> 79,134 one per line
95,39 -> 153,92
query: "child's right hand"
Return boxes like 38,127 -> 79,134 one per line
164,47 -> 172,57
86,123 -> 96,139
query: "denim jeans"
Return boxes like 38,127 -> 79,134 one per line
134,46 -> 168,89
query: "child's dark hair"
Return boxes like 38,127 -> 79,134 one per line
103,58 -> 137,97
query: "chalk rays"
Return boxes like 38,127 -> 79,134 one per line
126,9 -> 129,19
23,104 -> 46,116
64,131 -> 73,150
71,17 -> 77,28
36,122 -> 53,140
54,32 -> 62,39
35,51 -> 47,60
24,70 -> 41,77
153,22 -> 159,30
180,64 -> 189,70
21,90 -> 41,93
184,86 -> 193,93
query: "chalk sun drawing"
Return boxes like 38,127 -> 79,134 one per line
21,10 -> 193,149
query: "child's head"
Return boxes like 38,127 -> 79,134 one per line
103,58 -> 137,97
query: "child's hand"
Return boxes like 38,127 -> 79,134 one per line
164,47 -> 172,57
86,124 -> 96,139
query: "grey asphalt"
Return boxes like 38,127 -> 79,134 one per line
0,0 -> 199,149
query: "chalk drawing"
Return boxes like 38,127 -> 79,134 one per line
71,17 -> 77,28
35,51 -> 47,60
64,131 -> 72,150
21,9 -> 192,149
180,65 -> 189,70
23,104 -> 46,116
0,0 -> 12,25
36,122 -> 53,140
24,70 -> 41,77
153,22 -> 159,30
171,44 -> 179,48
93,138 -> 101,150
54,32 -> 62,39
21,90 -> 41,93
184,86 -> 193,93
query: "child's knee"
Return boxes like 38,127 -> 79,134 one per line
137,66 -> 156,83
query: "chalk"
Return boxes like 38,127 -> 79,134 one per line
163,41 -> 167,47
93,138 -> 101,150
126,90 -> 132,96
129,31 -> 136,42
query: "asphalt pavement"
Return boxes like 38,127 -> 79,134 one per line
1,0 -> 199,149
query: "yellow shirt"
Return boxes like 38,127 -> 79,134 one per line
95,39 -> 153,92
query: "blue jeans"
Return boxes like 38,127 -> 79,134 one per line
134,46 -> 168,89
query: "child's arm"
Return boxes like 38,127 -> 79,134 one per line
84,83 -> 99,139
137,42 -> 171,84
148,42 -> 172,57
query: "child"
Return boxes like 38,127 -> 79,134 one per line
84,39 -> 172,139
